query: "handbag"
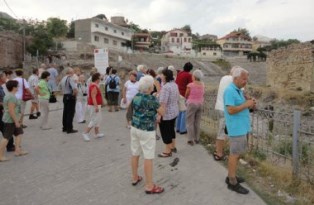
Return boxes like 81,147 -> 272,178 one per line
49,92 -> 57,103
22,79 -> 34,101
178,95 -> 187,111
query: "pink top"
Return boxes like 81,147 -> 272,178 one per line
186,82 -> 205,105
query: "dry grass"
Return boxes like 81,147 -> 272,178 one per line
243,155 -> 314,205
200,129 -> 314,205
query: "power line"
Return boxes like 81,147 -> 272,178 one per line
2,0 -> 18,19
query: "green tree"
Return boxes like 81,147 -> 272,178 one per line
233,27 -> 251,40
181,25 -> 192,34
46,17 -> 68,38
67,21 -> 75,38
128,22 -> 141,32
26,23 -> 54,56
0,17 -> 20,31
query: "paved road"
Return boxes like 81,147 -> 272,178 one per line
0,100 -> 266,205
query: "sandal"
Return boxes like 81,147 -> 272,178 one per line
0,157 -> 10,162
132,176 -> 143,186
213,151 -> 225,161
158,152 -> 172,158
187,141 -> 194,146
15,151 -> 29,157
145,185 -> 164,194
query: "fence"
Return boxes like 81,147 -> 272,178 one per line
202,94 -> 314,183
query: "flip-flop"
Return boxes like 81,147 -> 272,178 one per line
132,176 -> 143,186
15,151 -> 29,157
145,185 -> 164,194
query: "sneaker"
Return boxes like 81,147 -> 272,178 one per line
29,114 -> 37,120
41,127 -> 52,130
37,112 -> 41,117
227,183 -> 249,194
82,133 -> 90,141
225,176 -> 245,185
95,133 -> 104,138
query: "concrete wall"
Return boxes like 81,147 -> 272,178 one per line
0,31 -> 23,68
266,43 -> 314,92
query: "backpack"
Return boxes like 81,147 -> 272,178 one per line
108,76 -> 117,89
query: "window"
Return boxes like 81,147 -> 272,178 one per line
94,36 -> 99,42
105,27 -> 108,31
170,32 -> 178,37
213,53 -> 217,56
113,40 -> 117,46
188,38 -> 191,42
114,30 -> 117,33
180,33 -> 184,37
95,24 -> 99,28
177,38 -> 180,43
203,52 -> 206,56
104,38 -> 109,44
121,32 -> 124,36
184,38 -> 187,42
121,42 -> 124,47
171,38 -> 175,43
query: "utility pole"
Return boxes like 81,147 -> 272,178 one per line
22,19 -> 26,69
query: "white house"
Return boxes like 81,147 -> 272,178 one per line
74,16 -> 133,51
161,29 -> 192,55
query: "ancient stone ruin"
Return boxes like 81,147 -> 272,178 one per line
267,42 -> 314,92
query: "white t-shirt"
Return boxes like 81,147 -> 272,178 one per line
215,75 -> 233,111
13,77 -> 30,100
124,80 -> 139,104
28,74 -> 39,93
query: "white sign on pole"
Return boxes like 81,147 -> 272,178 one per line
94,48 -> 109,75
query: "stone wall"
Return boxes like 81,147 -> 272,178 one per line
0,31 -> 23,68
267,42 -> 314,92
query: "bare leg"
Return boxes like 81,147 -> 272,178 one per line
144,159 -> 154,189
94,127 -> 99,135
0,138 -> 9,160
228,154 -> 239,185
215,139 -> 225,157
131,156 -> 140,181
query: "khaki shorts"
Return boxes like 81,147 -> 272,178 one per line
130,126 -> 156,159
31,93 -> 39,103
229,135 -> 248,155
216,110 -> 227,140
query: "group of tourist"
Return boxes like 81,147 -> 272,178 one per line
0,61 -> 256,196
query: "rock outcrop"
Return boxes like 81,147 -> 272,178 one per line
267,43 -> 314,92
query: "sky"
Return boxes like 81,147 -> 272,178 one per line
0,0 -> 313,41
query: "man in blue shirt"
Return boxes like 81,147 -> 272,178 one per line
223,66 -> 256,194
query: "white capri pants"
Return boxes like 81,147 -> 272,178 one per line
87,105 -> 102,128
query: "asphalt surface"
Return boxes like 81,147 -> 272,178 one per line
0,99 -> 267,205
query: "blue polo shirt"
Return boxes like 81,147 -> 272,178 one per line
223,82 -> 251,137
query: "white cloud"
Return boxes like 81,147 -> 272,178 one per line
0,0 -> 313,41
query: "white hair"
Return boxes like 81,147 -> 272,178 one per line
138,75 -> 154,93
231,66 -> 248,79
193,70 -> 204,81
137,64 -> 147,72
156,67 -> 164,74
168,65 -> 177,76
65,67 -> 73,74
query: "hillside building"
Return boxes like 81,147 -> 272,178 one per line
217,32 -> 252,56
161,29 -> 192,55
74,16 -> 133,51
